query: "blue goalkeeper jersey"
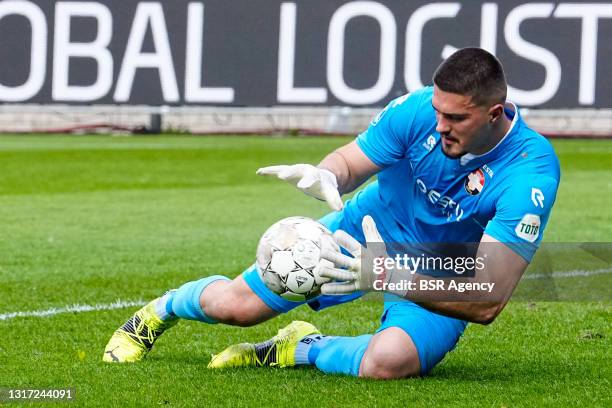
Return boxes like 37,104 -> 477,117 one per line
349,86 -> 560,261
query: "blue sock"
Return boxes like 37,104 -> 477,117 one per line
294,334 -> 373,376
294,335 -> 333,365
160,275 -> 230,323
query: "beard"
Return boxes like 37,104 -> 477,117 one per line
440,135 -> 468,159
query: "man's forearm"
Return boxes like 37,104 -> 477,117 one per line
414,300 -> 502,325
318,142 -> 380,195
394,251 -> 521,324
392,273 -> 507,324
319,151 -> 354,194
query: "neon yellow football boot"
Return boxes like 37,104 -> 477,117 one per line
103,298 -> 178,363
208,320 -> 320,369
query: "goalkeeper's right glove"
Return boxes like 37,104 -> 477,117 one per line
256,164 -> 343,211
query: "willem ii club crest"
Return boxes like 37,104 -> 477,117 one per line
465,169 -> 485,195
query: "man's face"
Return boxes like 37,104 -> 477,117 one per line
431,86 -> 494,158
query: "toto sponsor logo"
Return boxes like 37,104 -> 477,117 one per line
515,213 -> 541,242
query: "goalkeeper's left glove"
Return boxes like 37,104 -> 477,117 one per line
318,215 -> 413,296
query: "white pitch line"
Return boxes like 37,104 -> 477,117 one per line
0,299 -> 146,321
523,267 -> 612,280
1,268 -> 611,321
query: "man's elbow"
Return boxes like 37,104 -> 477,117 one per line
472,304 -> 502,325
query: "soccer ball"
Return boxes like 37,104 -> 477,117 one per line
256,216 -> 337,301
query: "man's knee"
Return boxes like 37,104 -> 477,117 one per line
200,276 -> 277,326
359,327 -> 421,379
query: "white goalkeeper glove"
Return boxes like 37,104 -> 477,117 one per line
318,215 -> 413,296
256,164 -> 343,211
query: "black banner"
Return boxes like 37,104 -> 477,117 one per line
0,0 -> 611,107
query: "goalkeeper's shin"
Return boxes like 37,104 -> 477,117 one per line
165,275 -> 231,323
302,335 -> 372,376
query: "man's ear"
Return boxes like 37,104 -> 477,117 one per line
488,104 -> 504,123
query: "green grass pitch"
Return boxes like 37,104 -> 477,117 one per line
0,135 -> 609,407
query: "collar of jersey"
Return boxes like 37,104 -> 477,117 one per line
458,102 -> 520,167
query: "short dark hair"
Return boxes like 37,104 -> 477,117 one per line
433,47 -> 507,106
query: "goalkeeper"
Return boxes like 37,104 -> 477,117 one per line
104,48 -> 560,379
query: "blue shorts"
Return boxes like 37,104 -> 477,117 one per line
378,294 -> 468,374
242,208 -> 468,374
